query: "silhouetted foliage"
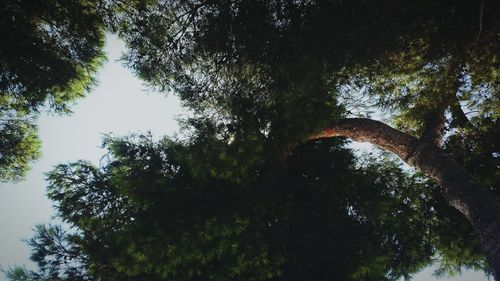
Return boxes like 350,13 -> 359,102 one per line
0,0 -> 107,181
107,0 -> 498,200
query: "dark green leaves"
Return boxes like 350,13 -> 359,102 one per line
0,0 -> 106,113
9,131 -> 485,281
0,0 -> 107,181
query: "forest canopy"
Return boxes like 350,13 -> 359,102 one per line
2,0 -> 499,280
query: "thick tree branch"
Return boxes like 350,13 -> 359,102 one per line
420,110 -> 446,147
310,118 -> 418,162
309,118 -> 500,279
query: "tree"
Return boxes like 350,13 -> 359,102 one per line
107,0 -> 500,277
4,0 -> 499,280
4,133 -> 487,281
0,0 -> 107,181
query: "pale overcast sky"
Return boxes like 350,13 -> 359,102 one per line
0,35 -> 489,281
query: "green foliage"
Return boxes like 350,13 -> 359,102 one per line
2,266 -> 32,281
111,0 -> 498,136
5,131 -> 486,281
0,0 -> 107,113
445,117 -> 500,201
0,0 -> 107,181
44,133 -> 286,281
0,114 -> 40,182
4,0 -> 499,280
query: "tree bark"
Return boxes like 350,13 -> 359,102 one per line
420,110 -> 447,147
310,118 -> 500,280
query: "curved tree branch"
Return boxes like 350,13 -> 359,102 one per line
309,118 -> 500,279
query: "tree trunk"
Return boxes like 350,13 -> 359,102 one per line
310,118 -> 500,280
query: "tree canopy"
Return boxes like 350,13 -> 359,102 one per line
0,0 -> 107,181
4,134 -> 486,281
3,0 -> 499,280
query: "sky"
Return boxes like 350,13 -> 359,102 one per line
0,35 -> 490,281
